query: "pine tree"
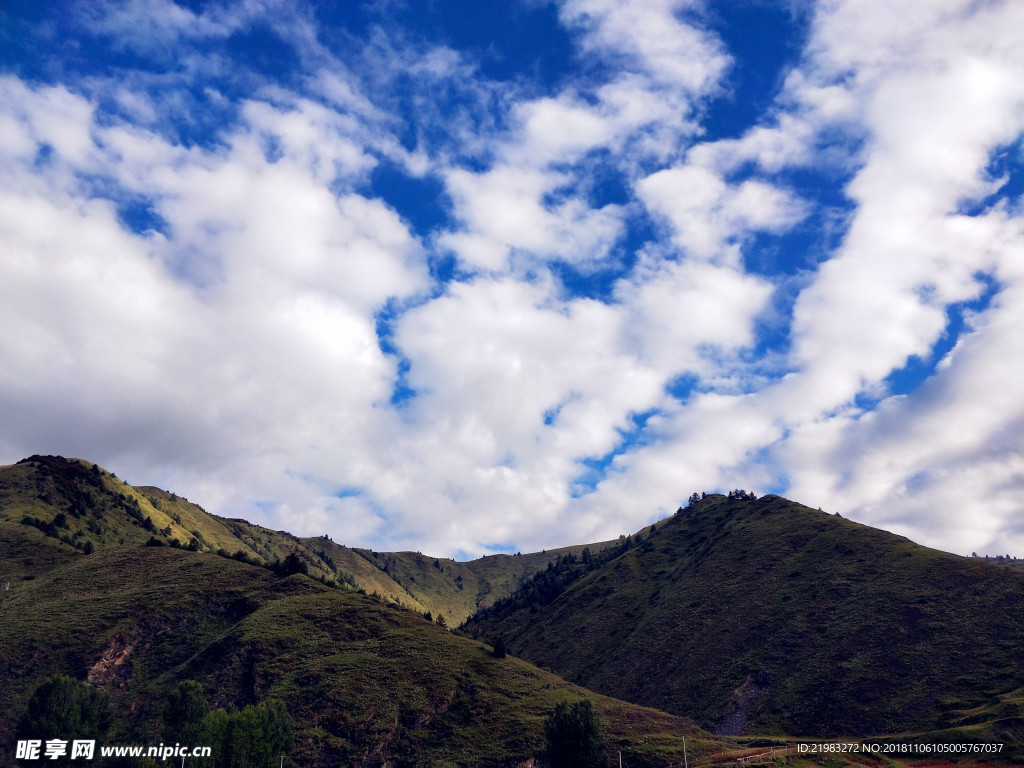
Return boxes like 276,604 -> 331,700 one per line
207,700 -> 293,767
492,636 -> 508,659
17,676 -> 110,764
164,680 -> 210,745
544,699 -> 609,768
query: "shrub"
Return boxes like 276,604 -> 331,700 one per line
164,681 -> 210,745
17,676 -> 110,751
492,636 -> 508,659
544,699 -> 608,768
207,700 -> 293,767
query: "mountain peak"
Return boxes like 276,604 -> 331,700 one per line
468,493 -> 1024,738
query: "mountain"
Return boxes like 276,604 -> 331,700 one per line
308,538 -> 628,627
1,455 -> 618,626
6,455 -> 1023,765
465,493 -> 1024,745
1,457 -> 727,767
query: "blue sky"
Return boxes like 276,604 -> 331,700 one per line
2,0 -> 1021,559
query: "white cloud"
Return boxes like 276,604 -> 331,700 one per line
615,256 -> 775,373
391,276 -> 662,477
2,0 -> 1021,560
1,78 -> 98,171
529,0 -> 1024,554
0,74 -> 429,546
368,247 -> 779,553
560,0 -> 728,94
76,0 -> 242,54
439,164 -> 626,271
638,164 -> 807,263
781,266 -> 1024,555
748,0 -> 1023,553
510,96 -> 614,166
435,0 -> 735,274
786,1 -> 1023,408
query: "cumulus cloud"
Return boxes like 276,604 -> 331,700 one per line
435,0 -> 734,275
513,0 -> 1024,550
785,1 -> 1023,409
1,0 -> 1020,558
638,164 -> 807,263
782,269 -> 1024,555
560,0 -> 729,95
0,71 -> 427,535
439,164 -> 626,271
686,0 -> 1022,551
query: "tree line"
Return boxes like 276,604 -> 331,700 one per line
15,676 -> 293,767
464,535 -> 647,634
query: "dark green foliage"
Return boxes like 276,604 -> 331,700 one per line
207,700 -> 293,767
492,636 -> 508,659
20,515 -> 60,537
464,536 -> 643,629
16,676 -> 110,756
315,548 -> 337,572
544,699 -> 608,768
726,489 -> 756,500
164,681 -> 210,745
273,552 -> 308,576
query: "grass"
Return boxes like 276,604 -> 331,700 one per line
1,456 -> 610,623
1,522 -> 735,766
5,458 -> 1021,765
466,494 -> 1024,750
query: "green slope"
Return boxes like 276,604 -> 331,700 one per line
465,494 -> 1024,744
9,456 -> 1021,762
1,456 -> 616,624
1,456 -> 240,556
1,457 -> 734,766
321,542 -> 624,626
0,529 -> 725,767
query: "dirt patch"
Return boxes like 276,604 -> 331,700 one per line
87,631 -> 145,688
714,672 -> 767,736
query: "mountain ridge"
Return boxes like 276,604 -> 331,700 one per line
4,454 -> 1022,764
464,493 -> 1024,743
1,455 -> 632,625
1,524 -> 721,767
1,455 -> 734,766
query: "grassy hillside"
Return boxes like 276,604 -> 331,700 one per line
7,456 -> 1022,763
1,456 -> 240,557
465,494 -> 1024,747
1,523 -> 727,767
1,456 -> 616,625
324,542 -> 625,626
